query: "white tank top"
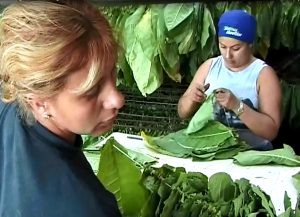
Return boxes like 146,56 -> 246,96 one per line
204,55 -> 270,148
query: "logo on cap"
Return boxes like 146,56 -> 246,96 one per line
224,26 -> 242,37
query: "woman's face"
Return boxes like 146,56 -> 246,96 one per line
218,37 -> 252,69
41,62 -> 124,139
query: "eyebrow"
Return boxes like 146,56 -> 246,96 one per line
219,43 -> 241,47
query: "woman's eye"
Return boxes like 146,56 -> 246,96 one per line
86,91 -> 98,99
85,86 -> 100,99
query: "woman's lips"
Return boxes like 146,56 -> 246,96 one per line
98,116 -> 117,126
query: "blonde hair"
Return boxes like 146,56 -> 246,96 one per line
0,0 -> 118,121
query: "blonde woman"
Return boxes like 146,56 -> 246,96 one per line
0,1 -> 124,216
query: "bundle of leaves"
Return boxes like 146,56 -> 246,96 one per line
139,164 -> 277,217
141,94 -> 249,161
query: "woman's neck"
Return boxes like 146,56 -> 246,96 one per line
34,114 -> 77,144
226,55 -> 256,72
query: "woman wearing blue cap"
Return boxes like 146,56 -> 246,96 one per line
178,10 -> 282,150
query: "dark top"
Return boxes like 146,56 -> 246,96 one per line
0,100 -> 122,217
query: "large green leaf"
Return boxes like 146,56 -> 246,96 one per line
118,56 -> 135,87
208,172 -> 236,203
135,9 -> 158,60
124,6 -> 163,95
186,93 -> 214,135
178,27 -> 197,54
97,138 -> 149,216
200,4 -> 216,60
163,3 -> 194,31
154,5 -> 182,82
233,144 -> 300,167
142,120 -> 240,159
200,5 -> 211,49
252,186 -> 276,217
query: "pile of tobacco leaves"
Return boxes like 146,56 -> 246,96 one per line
139,164 -> 278,217
141,94 -> 250,161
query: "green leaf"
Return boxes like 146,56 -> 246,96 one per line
178,121 -> 235,153
200,5 -> 211,49
284,191 -> 292,211
233,144 -> 300,167
127,149 -> 158,165
97,138 -> 149,216
142,130 -> 191,158
84,150 -> 101,173
164,3 -> 194,31
124,6 -> 163,95
251,186 -> 276,217
155,6 -> 182,82
142,120 -> 240,159
178,27 -> 197,54
186,93 -> 214,134
208,172 -> 236,203
200,4 -> 216,60
118,56 -> 135,87
135,9 -> 158,60
292,171 -> 300,193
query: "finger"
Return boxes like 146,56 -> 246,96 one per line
192,95 -> 203,102
194,90 -> 204,98
195,85 -> 205,93
193,92 -> 206,102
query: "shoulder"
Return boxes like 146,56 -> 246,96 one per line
257,65 -> 281,97
193,57 -> 216,81
0,143 -> 120,217
0,99 -> 8,118
0,98 -> 18,119
0,100 -> 19,138
258,65 -> 280,87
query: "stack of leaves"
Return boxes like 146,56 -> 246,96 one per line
141,94 -> 249,161
139,164 -> 277,217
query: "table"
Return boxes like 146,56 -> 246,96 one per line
95,132 -> 300,216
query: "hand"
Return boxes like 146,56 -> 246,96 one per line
188,83 -> 210,103
214,88 -> 240,111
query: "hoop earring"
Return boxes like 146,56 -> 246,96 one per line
43,114 -> 51,119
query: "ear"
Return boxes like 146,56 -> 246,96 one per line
26,94 -> 49,116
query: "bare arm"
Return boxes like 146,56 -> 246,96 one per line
178,59 -> 212,119
238,66 -> 282,141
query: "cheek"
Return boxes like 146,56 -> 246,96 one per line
77,100 -> 101,121
219,48 -> 226,55
50,97 -> 99,128
234,51 -> 246,60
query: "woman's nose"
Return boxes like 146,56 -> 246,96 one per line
226,48 -> 231,59
104,87 -> 124,110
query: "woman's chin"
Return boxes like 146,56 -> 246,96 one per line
91,123 -> 114,137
